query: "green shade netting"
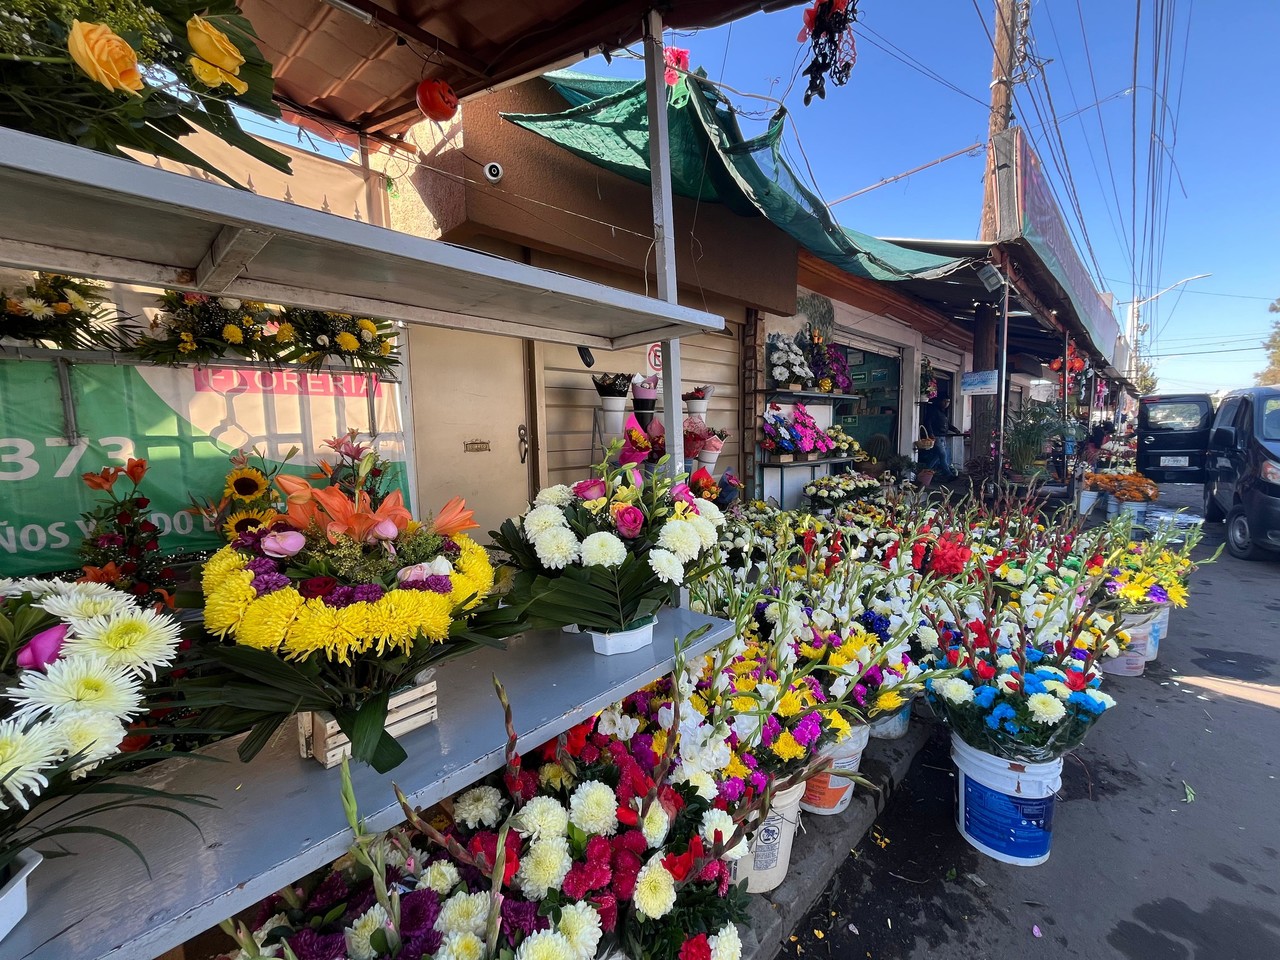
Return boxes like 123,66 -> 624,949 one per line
505,70 -> 971,283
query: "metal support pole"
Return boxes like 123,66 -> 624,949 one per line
994,277 -> 1010,475
643,9 -> 684,475
56,357 -> 80,443
1062,329 -> 1070,478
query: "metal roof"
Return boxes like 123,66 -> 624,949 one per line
0,128 -> 722,349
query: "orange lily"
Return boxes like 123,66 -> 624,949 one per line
276,474 -> 324,530
431,496 -> 479,537
79,561 -> 124,585
82,466 -> 123,492
124,457 -> 148,484
310,486 -> 412,544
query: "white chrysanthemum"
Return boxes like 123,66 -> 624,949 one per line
1041,679 -> 1071,700
580,531 -> 627,568
62,608 -> 182,678
533,526 -> 581,570
516,795 -> 570,841
641,801 -> 669,848
11,656 -> 143,721
534,484 -> 575,508
20,297 -> 53,319
568,780 -> 618,836
0,719 -> 64,811
709,922 -> 743,960
453,785 -> 505,829
555,902 -> 602,960
419,858 -> 461,895
515,930 -> 574,960
56,711 -> 127,779
632,856 -> 677,919
523,504 -> 570,539
65,289 -> 89,313
688,515 -> 718,551
8,577 -> 66,597
37,586 -> 135,623
648,548 -> 684,585
700,808 -> 747,860
516,836 -> 573,900
996,672 -> 1020,694
435,891 -> 489,937
695,499 -> 725,527
935,677 -> 975,706
436,932 -> 485,960
344,903 -> 388,960
1005,568 -> 1027,586
1027,692 -> 1067,725
996,653 -> 1018,671
658,519 -> 702,563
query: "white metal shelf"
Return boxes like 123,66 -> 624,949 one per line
10,608 -> 732,960
0,128 -> 723,351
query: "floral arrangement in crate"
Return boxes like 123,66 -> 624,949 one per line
0,1 -> 290,184
0,274 -> 130,351
801,472 -> 879,510
791,404 -> 835,455
274,306 -> 398,373
1085,472 -> 1158,503
77,458 -> 181,606
809,342 -> 851,394
195,475 -> 506,771
221,678 -> 752,960
824,423 -> 860,459
0,578 -> 199,879
919,357 -> 938,401
766,332 -> 813,388
191,446 -> 296,542
491,448 -> 725,635
759,404 -> 799,458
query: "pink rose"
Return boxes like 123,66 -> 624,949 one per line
573,478 -> 608,500
670,483 -> 696,506
261,530 -> 306,558
17,623 -> 68,672
614,505 -> 645,539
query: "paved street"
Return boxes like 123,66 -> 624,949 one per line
785,484 -> 1280,960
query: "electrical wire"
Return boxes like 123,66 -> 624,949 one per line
852,25 -> 989,110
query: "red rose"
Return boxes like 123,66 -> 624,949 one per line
138,520 -> 158,534
679,934 -> 712,960
117,512 -> 133,525
135,497 -> 151,509
299,576 -> 338,598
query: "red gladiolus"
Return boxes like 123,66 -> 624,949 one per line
975,659 -> 996,681
1065,670 -> 1088,692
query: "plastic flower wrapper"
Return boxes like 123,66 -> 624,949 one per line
592,372 -> 633,398
682,416 -> 713,459
631,373 -> 660,407
492,444 -> 726,634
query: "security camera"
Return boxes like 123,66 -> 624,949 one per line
483,162 -> 504,184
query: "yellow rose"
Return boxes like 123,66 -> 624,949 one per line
68,21 -> 144,95
187,16 -> 248,96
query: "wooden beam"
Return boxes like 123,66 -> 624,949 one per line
195,226 -> 273,293
328,0 -> 489,78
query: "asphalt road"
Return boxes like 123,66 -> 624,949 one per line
785,484 -> 1280,960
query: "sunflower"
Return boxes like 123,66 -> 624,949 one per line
225,467 -> 269,502
223,508 -> 276,539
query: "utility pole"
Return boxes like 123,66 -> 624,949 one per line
973,0 -> 1019,469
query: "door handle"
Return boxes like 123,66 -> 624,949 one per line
518,424 -> 529,464
1141,436 -> 1154,444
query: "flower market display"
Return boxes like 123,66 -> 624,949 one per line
193,446 -> 296,542
0,273 -> 130,351
1084,471 -> 1158,503
823,423 -> 862,460
801,472 -> 880,511
492,448 -> 726,651
0,1 -> 290,183
194,473 -> 502,772
766,332 -> 814,389
809,342 -> 851,394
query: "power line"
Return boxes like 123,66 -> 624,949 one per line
852,24 -> 989,109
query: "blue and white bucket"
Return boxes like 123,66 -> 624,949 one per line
1145,604 -> 1171,662
952,737 -> 1063,866
869,707 -> 912,740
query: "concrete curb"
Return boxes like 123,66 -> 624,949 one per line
740,718 -> 934,960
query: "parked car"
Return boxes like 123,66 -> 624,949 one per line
1202,386 -> 1280,559
1136,393 -> 1214,484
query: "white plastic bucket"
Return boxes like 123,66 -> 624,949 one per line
1100,607 -> 1156,676
800,724 -> 871,815
1078,490 -> 1101,516
1146,604 -> 1171,662
685,398 -> 710,417
870,707 -> 912,740
736,781 -> 806,893
952,737 -> 1062,866
600,396 -> 627,437
586,617 -> 655,656
696,449 -> 721,471
0,848 -> 42,942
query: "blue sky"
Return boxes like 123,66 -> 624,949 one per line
569,0 -> 1279,393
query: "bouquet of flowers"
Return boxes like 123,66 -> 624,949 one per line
810,343 -> 851,393
491,449 -> 726,635
191,446 -> 297,542
591,373 -> 633,398
682,416 -> 713,460
801,472 -> 879,509
0,578 -> 195,877
681,385 -> 715,402
687,467 -> 720,503
1088,516 -> 1215,612
0,273 -> 130,351
0,1 -> 290,184
274,306 -> 399,373
316,430 -> 400,508
195,477 -> 502,771
77,458 -> 180,606
824,424 -> 860,459
631,374 -> 659,428
919,357 -> 939,401
791,404 -> 835,455
135,291 -> 273,365
766,332 -> 813,388
760,404 -> 799,457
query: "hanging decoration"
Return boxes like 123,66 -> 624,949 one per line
415,77 -> 458,121
797,0 -> 859,105
663,45 -> 691,107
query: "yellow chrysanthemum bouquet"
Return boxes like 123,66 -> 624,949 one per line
192,464 -> 518,772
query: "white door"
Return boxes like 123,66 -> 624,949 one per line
407,326 -> 532,540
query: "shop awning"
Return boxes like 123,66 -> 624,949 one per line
0,128 -> 723,350
503,72 -> 976,285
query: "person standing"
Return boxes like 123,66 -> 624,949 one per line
922,397 -> 959,477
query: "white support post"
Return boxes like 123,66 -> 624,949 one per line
643,9 -> 684,474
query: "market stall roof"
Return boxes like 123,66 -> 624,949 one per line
0,128 -> 722,350
243,0 -> 803,137
505,72 -> 975,285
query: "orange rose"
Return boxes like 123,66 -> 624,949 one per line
68,21 -> 144,94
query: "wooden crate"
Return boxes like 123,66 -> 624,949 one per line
296,681 -> 439,768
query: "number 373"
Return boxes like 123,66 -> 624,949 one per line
0,437 -> 136,482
